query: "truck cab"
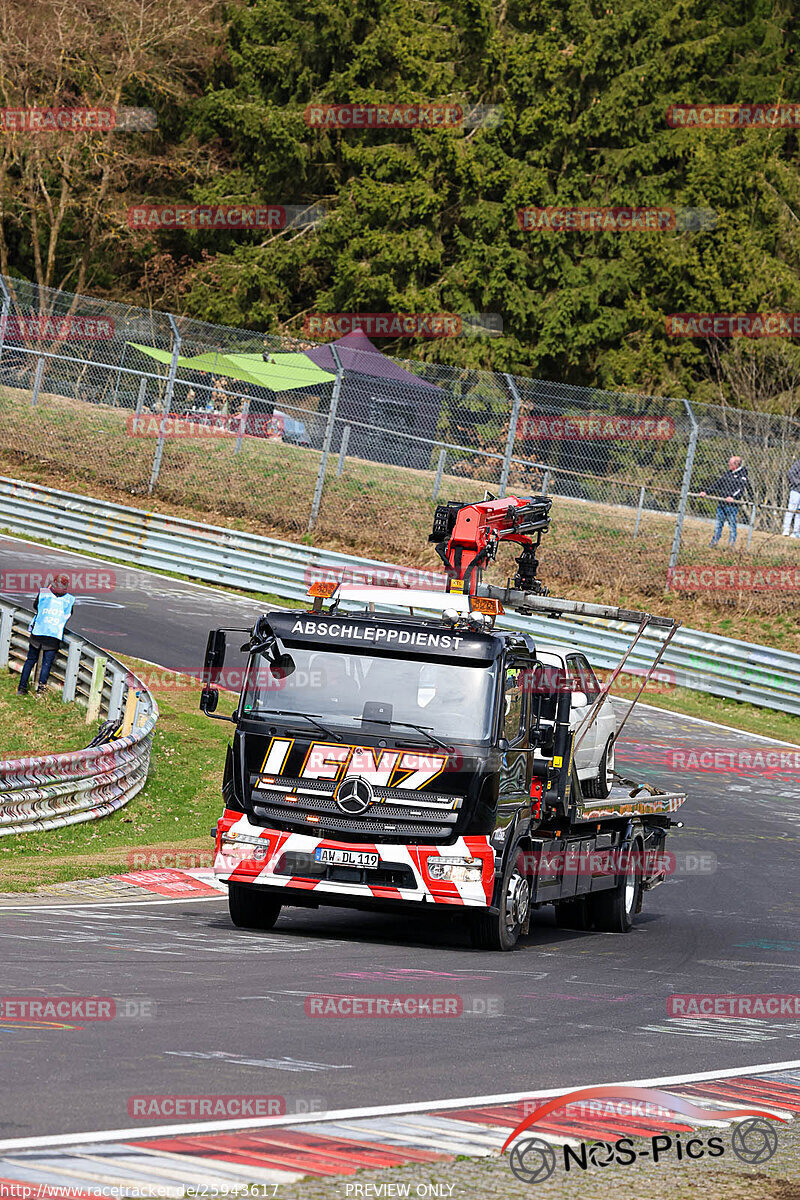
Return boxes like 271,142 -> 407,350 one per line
206,584 -> 685,950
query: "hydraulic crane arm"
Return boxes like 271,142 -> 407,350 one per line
429,494 -> 552,595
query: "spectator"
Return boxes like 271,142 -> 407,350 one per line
782,456 -> 800,538
699,455 -> 751,547
17,572 -> 75,696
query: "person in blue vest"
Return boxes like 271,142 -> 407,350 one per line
17,573 -> 75,696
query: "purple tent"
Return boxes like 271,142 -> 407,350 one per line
303,330 -> 443,469
304,329 -> 441,391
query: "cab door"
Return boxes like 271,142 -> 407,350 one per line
498,658 -> 531,809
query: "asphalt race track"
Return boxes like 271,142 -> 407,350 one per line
1,533 -> 799,1141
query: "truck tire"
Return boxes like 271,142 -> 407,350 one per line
584,736 -> 614,799
471,849 -> 530,952
228,883 -> 282,931
590,838 -> 642,932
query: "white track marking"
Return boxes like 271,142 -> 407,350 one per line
0,896 -> 224,912
1,1059 -> 798,1153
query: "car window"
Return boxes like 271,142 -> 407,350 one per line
564,655 -> 584,698
576,655 -> 601,701
503,662 -> 526,742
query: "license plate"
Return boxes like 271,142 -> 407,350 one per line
314,847 -> 380,869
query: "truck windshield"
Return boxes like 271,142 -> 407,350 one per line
241,647 -> 498,742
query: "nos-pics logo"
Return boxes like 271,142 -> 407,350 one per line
503,1085 -> 785,1183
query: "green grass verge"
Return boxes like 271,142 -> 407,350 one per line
0,654 -> 232,891
0,670 -> 91,756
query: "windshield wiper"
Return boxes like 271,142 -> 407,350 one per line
363,718 -> 449,750
252,709 -> 342,743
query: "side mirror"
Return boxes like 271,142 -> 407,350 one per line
203,629 -> 226,684
200,685 -> 219,713
271,652 -> 295,680
571,690 -> 589,709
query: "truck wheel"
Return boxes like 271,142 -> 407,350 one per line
591,839 -> 642,932
554,896 -> 592,930
228,883 -> 282,931
471,852 -> 530,952
584,737 -> 614,799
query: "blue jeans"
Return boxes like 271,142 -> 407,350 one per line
711,502 -> 738,546
18,645 -> 58,692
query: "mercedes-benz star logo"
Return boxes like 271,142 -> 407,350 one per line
335,775 -> 374,815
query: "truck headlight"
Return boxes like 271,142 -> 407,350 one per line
427,855 -> 483,883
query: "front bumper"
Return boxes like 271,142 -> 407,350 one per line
214,810 -> 495,908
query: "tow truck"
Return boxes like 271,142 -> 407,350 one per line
201,495 -> 686,950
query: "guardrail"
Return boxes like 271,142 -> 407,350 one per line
0,594 -> 158,836
0,474 -> 795,716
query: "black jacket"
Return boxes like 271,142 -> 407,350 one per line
706,465 -> 750,501
788,459 -> 800,490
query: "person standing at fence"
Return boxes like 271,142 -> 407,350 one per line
782,456 -> 800,538
699,455 -> 751,547
17,573 -> 75,696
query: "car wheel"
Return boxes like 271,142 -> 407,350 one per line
590,837 -> 643,932
584,736 -> 615,799
228,883 -> 282,930
471,849 -> 530,951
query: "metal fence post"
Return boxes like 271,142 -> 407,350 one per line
62,639 -> 82,702
633,485 -> 646,537
336,424 -> 351,476
31,356 -> 45,406
541,468 -> 551,495
0,605 -> 12,667
746,501 -> 758,548
86,654 -> 107,725
234,397 -> 250,454
0,276 -> 10,371
148,315 -> 181,494
111,342 -> 127,407
432,447 -> 447,500
134,374 -> 147,418
308,346 -> 343,531
667,398 -> 699,579
499,374 -> 523,498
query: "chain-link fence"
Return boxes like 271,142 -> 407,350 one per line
1,272 -> 799,581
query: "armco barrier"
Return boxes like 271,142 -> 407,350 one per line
0,474 -> 795,715
0,595 -> 158,836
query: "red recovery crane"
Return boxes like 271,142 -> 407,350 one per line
429,494 -> 552,596
429,493 -> 679,744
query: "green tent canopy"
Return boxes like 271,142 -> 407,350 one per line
128,343 -> 335,392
